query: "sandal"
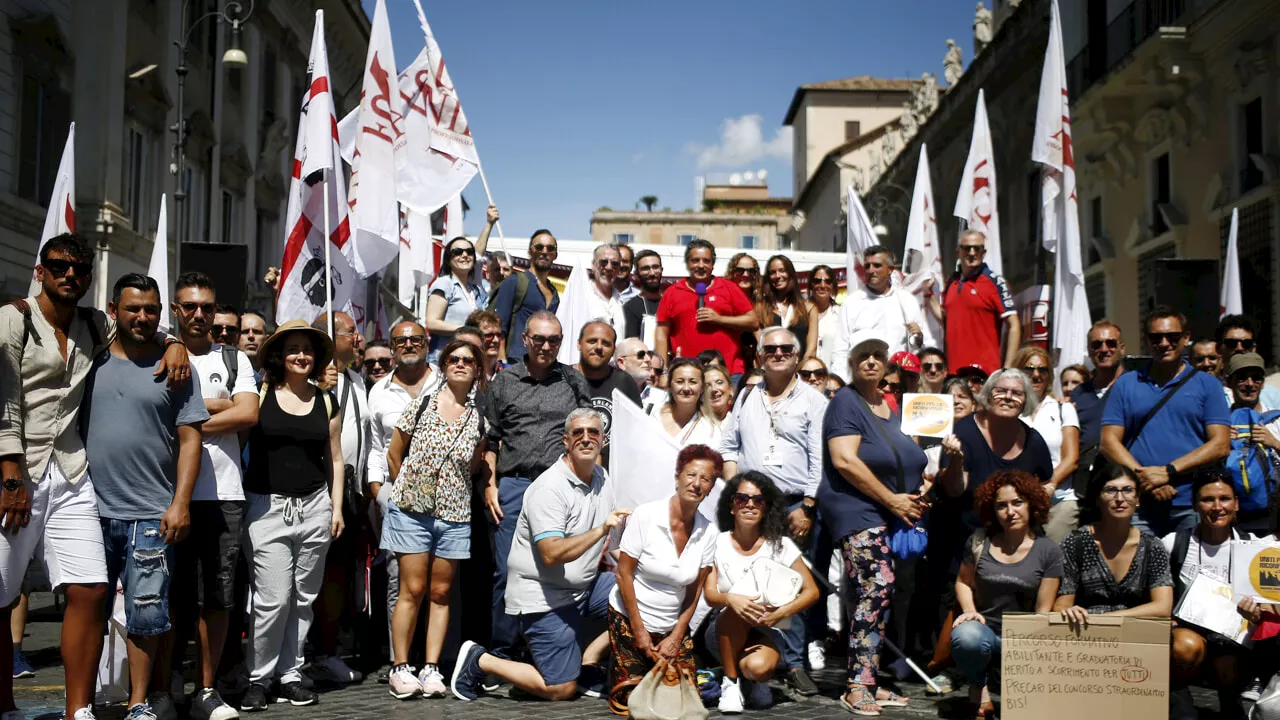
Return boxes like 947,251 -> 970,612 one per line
875,689 -> 910,707
840,686 -> 882,716
976,700 -> 997,718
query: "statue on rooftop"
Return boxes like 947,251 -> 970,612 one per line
944,39 -> 964,86
974,3 -> 993,55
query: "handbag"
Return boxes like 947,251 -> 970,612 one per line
727,556 -> 803,629
858,394 -> 928,560
624,660 -> 708,720
393,391 -> 475,513
1251,672 -> 1280,720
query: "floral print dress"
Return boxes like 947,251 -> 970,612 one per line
389,391 -> 483,523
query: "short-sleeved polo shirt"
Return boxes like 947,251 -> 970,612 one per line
941,264 -> 1015,374
1101,361 -> 1231,506
505,458 -> 614,614
656,278 -> 754,374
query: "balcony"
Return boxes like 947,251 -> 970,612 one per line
1066,0 -> 1190,101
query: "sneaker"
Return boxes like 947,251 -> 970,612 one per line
387,664 -> 421,700
11,650 -> 33,679
72,709 -> 97,720
239,683 -> 268,712
786,667 -> 819,697
309,655 -> 362,685
747,679 -> 774,709
480,672 -> 503,693
926,673 -> 955,695
1242,678 -> 1264,703
171,670 -> 186,704
190,688 -> 239,720
418,665 -> 447,698
807,640 -> 826,671
717,677 -> 744,714
125,703 -> 158,720
297,673 -> 315,690
577,664 -> 606,699
148,693 -> 178,720
274,681 -> 317,707
450,640 -> 488,702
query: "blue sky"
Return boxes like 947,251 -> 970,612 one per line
365,1 -> 975,241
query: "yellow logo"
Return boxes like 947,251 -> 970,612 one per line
903,395 -> 951,435
1248,548 -> 1280,602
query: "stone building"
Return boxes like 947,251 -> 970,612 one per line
590,178 -> 791,251
0,0 -> 369,310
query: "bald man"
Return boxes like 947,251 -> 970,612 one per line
934,230 -> 1020,373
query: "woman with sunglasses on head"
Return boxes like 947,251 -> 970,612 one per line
704,364 -> 735,422
808,264 -> 841,371
425,236 -> 489,366
703,471 -> 819,713
798,357 -> 829,394
651,357 -> 722,448
383,339 -> 487,699
817,339 -> 928,716
727,254 -> 763,373
1011,346 -> 1081,543
759,255 -> 819,361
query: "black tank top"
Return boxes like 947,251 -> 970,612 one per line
245,387 -> 337,497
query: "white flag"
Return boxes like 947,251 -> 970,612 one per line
608,388 -> 719,524
845,185 -> 879,292
30,122 -> 75,296
901,145 -> 943,349
276,10 -> 355,325
147,195 -> 171,333
1221,208 -> 1242,318
954,89 -> 1003,275
555,258 -> 593,365
345,0 -> 402,277
397,206 -> 435,309
1031,0 -> 1091,374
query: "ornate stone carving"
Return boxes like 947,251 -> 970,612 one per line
1134,107 -> 1174,149
974,3 -> 993,56
917,72 -> 939,116
944,39 -> 964,86
899,102 -> 920,142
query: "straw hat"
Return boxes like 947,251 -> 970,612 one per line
259,319 -> 334,372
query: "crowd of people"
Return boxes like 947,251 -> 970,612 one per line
0,227 -> 1277,720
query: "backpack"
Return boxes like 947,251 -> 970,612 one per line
486,271 -> 530,345
7,299 -> 103,355
1226,406 -> 1280,515
221,346 -> 242,392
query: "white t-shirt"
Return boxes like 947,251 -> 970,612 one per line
610,498 -> 718,632
1161,530 -> 1238,586
713,532 -> 802,594
1023,396 -> 1079,502
190,346 -> 258,501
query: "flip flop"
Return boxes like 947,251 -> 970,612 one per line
840,687 -> 882,716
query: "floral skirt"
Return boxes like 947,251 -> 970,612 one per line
607,607 -> 696,715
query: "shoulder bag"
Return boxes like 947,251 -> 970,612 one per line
620,660 -> 708,720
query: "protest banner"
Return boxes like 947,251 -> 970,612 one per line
1231,540 -> 1280,602
1001,613 -> 1169,720
900,393 -> 953,438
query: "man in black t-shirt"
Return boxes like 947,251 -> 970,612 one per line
573,320 -> 642,465
621,250 -> 664,347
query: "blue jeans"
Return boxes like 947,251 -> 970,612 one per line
775,496 -> 816,671
491,475 -> 533,659
102,518 -> 173,637
951,619 -> 1001,689
1133,503 -> 1197,537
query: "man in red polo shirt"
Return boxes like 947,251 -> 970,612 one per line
934,230 -> 1020,374
654,239 -> 757,378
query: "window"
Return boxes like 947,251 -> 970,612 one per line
739,235 -> 758,249
122,126 -> 151,228
1087,196 -> 1103,265
221,190 -> 242,244
845,121 -> 861,141
612,233 -> 633,245
1240,97 -> 1264,194
17,71 -> 72,206
1150,152 -> 1171,235
676,233 -> 696,246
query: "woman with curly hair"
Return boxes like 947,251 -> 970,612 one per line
952,471 -> 1062,718
702,471 -> 819,713
759,255 -> 819,360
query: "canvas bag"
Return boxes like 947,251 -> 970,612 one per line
626,660 -> 707,720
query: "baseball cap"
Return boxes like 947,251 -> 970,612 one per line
891,351 -> 921,374
1226,352 -> 1265,378
954,364 -> 989,381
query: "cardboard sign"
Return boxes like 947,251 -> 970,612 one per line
1001,613 -> 1169,720
900,393 -> 954,438
1231,541 -> 1280,602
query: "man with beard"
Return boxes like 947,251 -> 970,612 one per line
362,340 -> 394,389
366,321 -> 441,667
237,311 -> 270,378
83,274 -> 208,720
614,244 -> 638,302
0,234 -> 189,720
573,321 -> 641,466
622,250 -> 663,348
833,246 -> 926,383
491,230 -> 560,362
169,272 -> 258,720
655,239 -> 757,380
583,245 -> 626,335
465,310 -> 506,382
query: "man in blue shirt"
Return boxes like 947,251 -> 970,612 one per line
1072,320 -> 1128,448
1100,307 -> 1231,535
491,230 -> 560,361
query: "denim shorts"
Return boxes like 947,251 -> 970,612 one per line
173,501 -> 244,612
101,518 -> 173,637
517,572 -> 616,686
380,505 -> 470,559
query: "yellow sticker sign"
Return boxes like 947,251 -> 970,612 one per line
1249,547 -> 1280,602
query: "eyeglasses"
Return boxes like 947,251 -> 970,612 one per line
732,492 -> 765,508
1223,337 -> 1256,351
445,354 -> 477,367
363,357 -> 392,370
991,387 -> 1026,399
1101,486 -> 1137,499
527,334 -> 563,348
1089,338 -> 1119,350
810,276 -> 833,286
211,324 -> 240,338
596,259 -> 621,269
1021,366 -> 1049,376
179,302 -> 216,315
449,247 -> 476,259
391,335 -> 427,347
42,258 -> 93,277
627,349 -> 651,360
959,244 -> 986,255
482,331 -> 504,341
1147,331 -> 1185,346
922,362 -> 946,372
798,368 -> 828,380
569,427 -> 602,439
1234,370 -> 1265,384
762,344 -> 796,357
732,266 -> 758,277
531,243 -> 557,253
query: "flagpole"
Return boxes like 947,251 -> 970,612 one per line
323,169 -> 335,340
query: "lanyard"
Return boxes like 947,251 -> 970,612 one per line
1196,527 -> 1238,579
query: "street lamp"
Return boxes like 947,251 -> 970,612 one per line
170,0 -> 254,270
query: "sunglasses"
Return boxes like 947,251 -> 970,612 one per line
527,334 -> 563,348
1147,331 -> 1185,346
1235,370 -> 1266,383
211,324 -> 240,337
798,368 -> 828,380
179,302 -> 216,315
810,276 -> 833,286
628,349 -> 651,360
445,354 -> 477,367
569,427 -> 602,439
762,344 -> 796,357
1089,338 -> 1119,350
363,357 -> 392,369
922,362 -> 946,372
391,334 -> 427,347
1223,337 -> 1256,351
42,258 -> 92,277
596,259 -> 621,269
1021,365 -> 1049,376
482,331 -> 504,341
959,244 -> 986,255
732,266 -> 759,277
879,379 -> 903,393
531,243 -> 558,253
449,247 -> 476,259
732,492 -> 765,508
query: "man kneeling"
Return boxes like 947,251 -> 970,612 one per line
451,409 -> 629,701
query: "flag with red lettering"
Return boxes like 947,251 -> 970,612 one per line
1032,0 -> 1090,374
345,0 -> 402,277
30,122 -> 75,296
954,89 -> 1003,275
276,10 -> 355,326
397,206 -> 436,308
901,145 -> 942,349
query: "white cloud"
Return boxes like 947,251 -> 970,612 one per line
631,152 -> 645,163
685,114 -> 792,170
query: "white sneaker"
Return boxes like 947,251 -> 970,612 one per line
748,679 -> 774,709
310,654 -> 363,684
807,640 -> 826,671
387,665 -> 422,700
418,666 -> 447,698
72,708 -> 98,720
718,676 -> 744,714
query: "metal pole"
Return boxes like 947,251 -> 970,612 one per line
173,0 -> 188,275
323,169 -> 334,341
475,164 -> 508,255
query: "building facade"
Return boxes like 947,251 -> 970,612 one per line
0,0 -> 368,311
591,179 -> 791,251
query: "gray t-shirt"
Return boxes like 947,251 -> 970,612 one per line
83,351 -> 210,520
504,457 -> 614,614
965,533 -> 1064,632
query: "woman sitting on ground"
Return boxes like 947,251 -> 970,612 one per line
703,471 -> 819,713
952,471 -> 1062,718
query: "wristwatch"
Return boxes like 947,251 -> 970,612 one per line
2,478 -> 22,492
1165,463 -> 1178,478
801,499 -> 817,519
